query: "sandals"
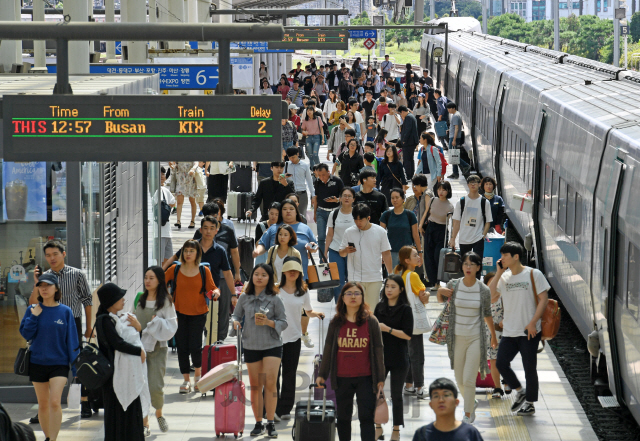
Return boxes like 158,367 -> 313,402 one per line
391,429 -> 400,441
179,381 -> 191,394
174,222 -> 181,229
188,221 -> 195,229
375,425 -> 384,440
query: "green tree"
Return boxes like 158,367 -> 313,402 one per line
630,11 -> 640,42
488,13 -> 527,41
573,14 -> 613,61
459,1 -> 483,19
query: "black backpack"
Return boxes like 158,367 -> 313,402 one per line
460,196 -> 487,226
74,318 -> 113,390
155,189 -> 171,226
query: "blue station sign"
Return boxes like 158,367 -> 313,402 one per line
349,30 -> 378,39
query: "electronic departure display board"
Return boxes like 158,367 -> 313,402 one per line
3,95 -> 286,162
270,29 -> 349,50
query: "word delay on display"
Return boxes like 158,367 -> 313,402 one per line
3,95 -> 285,162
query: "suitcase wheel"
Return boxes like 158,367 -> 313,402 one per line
201,393 -> 206,397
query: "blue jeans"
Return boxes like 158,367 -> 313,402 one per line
329,249 -> 348,303
255,253 -> 267,265
316,209 -> 331,259
283,140 -> 293,157
306,134 -> 322,169
449,138 -> 469,176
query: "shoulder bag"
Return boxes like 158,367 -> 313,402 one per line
530,270 -> 561,341
14,341 -> 30,376
405,271 -> 431,334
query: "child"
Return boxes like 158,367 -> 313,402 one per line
362,152 -> 377,174
366,115 -> 377,142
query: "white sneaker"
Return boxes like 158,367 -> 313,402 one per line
416,386 -> 427,399
470,399 -> 478,422
144,426 -> 151,437
403,386 -> 417,395
179,381 -> 192,394
302,332 -> 315,348
462,415 -> 472,424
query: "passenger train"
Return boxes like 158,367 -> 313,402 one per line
421,21 -> 640,422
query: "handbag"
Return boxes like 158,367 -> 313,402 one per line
405,272 -> 431,334
307,249 -> 340,290
429,286 -> 454,346
74,318 -> 114,390
194,167 -> 206,190
317,287 -> 334,303
67,379 -> 81,409
158,190 -> 171,226
449,148 -> 461,165
14,342 -> 30,376
374,390 -> 389,425
530,270 -> 561,340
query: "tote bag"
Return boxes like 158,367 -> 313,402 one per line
307,249 -> 340,290
405,272 -> 431,335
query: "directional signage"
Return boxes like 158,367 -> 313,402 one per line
3,95 -> 286,162
211,41 -> 294,53
270,29 -> 349,50
349,29 -> 377,39
363,38 -> 376,50
47,64 -> 219,90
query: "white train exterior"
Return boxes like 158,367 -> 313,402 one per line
421,19 -> 640,423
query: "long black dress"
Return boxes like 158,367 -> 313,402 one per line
96,311 -> 145,441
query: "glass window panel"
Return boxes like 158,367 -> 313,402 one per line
616,231 -> 627,301
628,243 -> 640,320
603,228 -> 609,287
575,193 -> 583,242
551,170 -> 558,219
558,177 -> 567,230
566,186 -> 576,241
544,164 -> 552,210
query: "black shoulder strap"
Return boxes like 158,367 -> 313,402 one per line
332,208 -> 340,226
199,265 -> 207,295
460,196 -> 465,218
172,263 -> 181,297
481,197 -> 487,225
425,197 -> 435,222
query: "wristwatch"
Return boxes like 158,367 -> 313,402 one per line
418,250 -> 424,254
389,328 -> 393,335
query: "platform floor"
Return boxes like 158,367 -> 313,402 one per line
2,144 -> 599,441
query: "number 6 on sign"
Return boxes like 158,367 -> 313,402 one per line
258,121 -> 266,134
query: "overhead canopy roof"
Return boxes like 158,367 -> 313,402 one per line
230,0 -> 321,10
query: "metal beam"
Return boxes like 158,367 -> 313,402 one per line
286,24 -> 446,30
209,8 -> 348,15
0,22 -> 285,41
21,8 -> 123,14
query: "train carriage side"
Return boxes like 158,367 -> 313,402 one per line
592,123 -> 640,420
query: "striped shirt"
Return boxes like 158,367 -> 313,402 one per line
43,265 -> 92,318
454,280 -> 482,336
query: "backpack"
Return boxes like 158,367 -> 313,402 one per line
431,145 -> 448,176
74,318 -> 113,390
460,196 -> 487,226
170,261 -> 211,297
155,189 -> 171,227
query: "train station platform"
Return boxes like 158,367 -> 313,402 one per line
1,145 -> 599,441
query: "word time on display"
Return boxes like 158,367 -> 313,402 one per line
270,29 -> 349,50
3,95 -> 285,162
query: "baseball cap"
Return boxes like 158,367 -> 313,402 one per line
36,273 -> 59,286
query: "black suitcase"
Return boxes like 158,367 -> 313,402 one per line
230,165 -> 252,192
238,222 -> 255,276
292,385 -> 336,441
238,192 -> 257,221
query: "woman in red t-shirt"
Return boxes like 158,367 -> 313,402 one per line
316,282 -> 385,441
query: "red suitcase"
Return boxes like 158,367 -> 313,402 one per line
201,303 -> 237,396
476,361 -> 495,389
215,329 -> 245,439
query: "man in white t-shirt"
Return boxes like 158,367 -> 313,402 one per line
348,99 -> 365,141
489,241 -> 550,417
157,167 -> 176,265
379,102 -> 402,143
339,203 -> 392,308
449,174 -> 492,278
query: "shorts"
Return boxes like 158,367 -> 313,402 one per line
29,363 -> 70,383
243,346 -> 283,364
161,237 -> 173,260
196,188 -> 206,205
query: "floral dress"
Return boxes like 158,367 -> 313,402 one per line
484,297 -> 504,360
174,162 -> 198,198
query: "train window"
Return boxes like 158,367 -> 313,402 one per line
551,170 -> 559,218
566,186 -> 576,242
524,143 -> 528,184
615,231 -> 627,302
544,164 -> 551,211
519,139 -> 524,177
575,193 -> 583,243
603,228 -> 609,288
627,243 -> 639,320
558,177 -> 567,230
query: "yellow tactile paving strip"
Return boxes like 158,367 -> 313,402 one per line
489,393 -> 533,441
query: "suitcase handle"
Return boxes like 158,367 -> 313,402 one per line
444,211 -> 454,249
307,383 -> 326,422
237,327 -> 242,382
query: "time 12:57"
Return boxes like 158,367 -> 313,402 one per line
52,120 -> 92,134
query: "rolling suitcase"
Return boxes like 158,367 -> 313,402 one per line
203,299 -> 219,359
237,222 -> 255,276
292,385 -> 336,441
437,212 -> 463,283
238,192 -> 257,221
227,191 -> 241,219
313,319 -> 336,404
214,329 -> 245,439
230,165 -> 252,193
476,361 -> 495,389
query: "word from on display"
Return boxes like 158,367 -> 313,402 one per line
270,29 -> 349,49
3,95 -> 285,162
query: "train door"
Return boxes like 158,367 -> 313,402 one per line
493,84 -> 507,192
594,152 -> 626,405
470,68 -> 480,171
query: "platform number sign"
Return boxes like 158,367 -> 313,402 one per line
364,38 -> 376,50
622,25 -> 629,36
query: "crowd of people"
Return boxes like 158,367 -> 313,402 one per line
17,57 -> 552,441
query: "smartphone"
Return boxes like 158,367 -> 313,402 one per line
348,242 -> 355,248
285,173 -> 293,178
310,243 -> 318,250
324,197 -> 334,201
497,260 -> 503,269
34,264 -> 42,278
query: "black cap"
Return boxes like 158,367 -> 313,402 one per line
97,283 -> 126,311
